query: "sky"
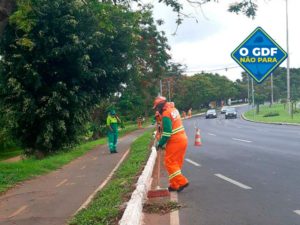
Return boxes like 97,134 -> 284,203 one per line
151,0 -> 299,81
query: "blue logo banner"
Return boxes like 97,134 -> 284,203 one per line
231,27 -> 287,83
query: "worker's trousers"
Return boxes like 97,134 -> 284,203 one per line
108,131 -> 118,152
164,133 -> 189,189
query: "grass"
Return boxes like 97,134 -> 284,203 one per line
69,130 -> 153,225
244,103 -> 300,124
0,123 -> 146,194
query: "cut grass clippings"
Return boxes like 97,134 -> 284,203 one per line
69,130 -> 153,225
244,103 -> 300,124
0,124 -> 143,194
143,201 -> 182,215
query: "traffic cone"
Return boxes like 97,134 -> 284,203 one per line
194,128 -> 202,146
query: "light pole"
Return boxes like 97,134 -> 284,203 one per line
167,80 -> 171,101
286,0 -> 291,115
271,73 -> 274,106
252,77 -> 255,117
251,77 -> 255,108
247,76 -> 250,105
159,80 -> 163,96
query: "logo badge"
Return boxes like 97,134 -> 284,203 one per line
231,27 -> 287,83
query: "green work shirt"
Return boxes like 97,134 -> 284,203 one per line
107,115 -> 118,132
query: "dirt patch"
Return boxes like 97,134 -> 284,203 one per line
143,201 -> 182,215
2,156 -> 22,163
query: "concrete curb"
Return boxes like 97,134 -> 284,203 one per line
241,113 -> 300,126
182,112 -> 204,120
119,146 -> 157,225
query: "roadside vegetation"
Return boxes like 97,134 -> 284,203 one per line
244,103 -> 300,124
0,123 -> 144,194
69,130 -> 152,225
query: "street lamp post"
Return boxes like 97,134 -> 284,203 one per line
271,73 -> 274,106
159,80 -> 163,96
248,76 -> 250,105
251,77 -> 255,108
286,0 -> 291,115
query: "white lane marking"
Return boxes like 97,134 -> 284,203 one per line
75,149 -> 130,214
185,158 -> 201,167
80,165 -> 86,170
170,192 -> 180,225
215,174 -> 252,190
294,210 -> 300,216
55,179 -> 68,188
8,205 -> 28,218
232,138 -> 252,143
208,133 -> 216,136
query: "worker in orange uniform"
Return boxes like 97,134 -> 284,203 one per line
188,108 -> 192,118
153,96 -> 189,192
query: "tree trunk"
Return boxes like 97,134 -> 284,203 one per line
0,0 -> 16,35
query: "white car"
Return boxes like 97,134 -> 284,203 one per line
206,109 -> 217,119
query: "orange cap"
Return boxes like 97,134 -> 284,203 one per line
153,96 -> 166,109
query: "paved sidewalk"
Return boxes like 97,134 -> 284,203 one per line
0,128 -> 149,225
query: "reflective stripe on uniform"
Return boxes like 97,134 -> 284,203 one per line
172,126 -> 184,135
162,132 -> 172,137
169,170 -> 181,180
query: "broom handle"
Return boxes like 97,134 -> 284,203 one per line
157,148 -> 161,188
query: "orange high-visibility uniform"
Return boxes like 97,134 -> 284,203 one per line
159,103 -> 189,190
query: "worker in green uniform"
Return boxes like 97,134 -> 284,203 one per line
106,109 -> 121,153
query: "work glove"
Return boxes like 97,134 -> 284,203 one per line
157,143 -> 163,151
154,140 -> 160,150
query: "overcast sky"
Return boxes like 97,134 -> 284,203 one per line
152,0 -> 299,81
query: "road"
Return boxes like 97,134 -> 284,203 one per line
179,106 -> 300,225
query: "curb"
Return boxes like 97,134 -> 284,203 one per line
182,112 -> 204,120
241,113 -> 300,126
119,146 -> 157,225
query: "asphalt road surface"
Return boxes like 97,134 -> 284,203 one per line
179,105 -> 300,225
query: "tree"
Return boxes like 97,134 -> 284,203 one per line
255,94 -> 266,114
0,0 -> 137,155
0,0 -> 259,36
172,73 -> 237,110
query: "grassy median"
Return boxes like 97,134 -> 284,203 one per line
0,123 -> 142,194
244,103 -> 300,124
69,130 -> 152,225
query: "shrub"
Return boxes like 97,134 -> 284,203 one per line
263,112 -> 280,117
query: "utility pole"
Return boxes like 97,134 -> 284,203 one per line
271,73 -> 274,106
251,78 -> 255,108
252,78 -> 255,117
247,76 -> 250,105
286,0 -> 291,115
167,80 -> 171,101
159,80 -> 162,96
